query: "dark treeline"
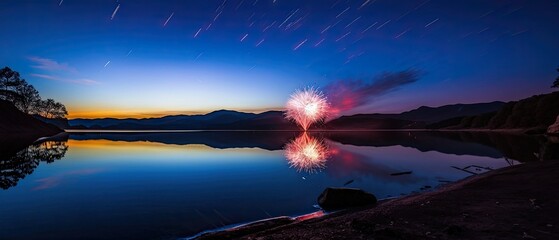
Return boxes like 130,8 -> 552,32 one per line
0,67 -> 67,118
426,91 -> 559,131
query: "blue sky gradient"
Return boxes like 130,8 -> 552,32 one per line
1,0 -> 558,118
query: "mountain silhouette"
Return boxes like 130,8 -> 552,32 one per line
70,110 -> 297,130
69,102 -> 505,130
367,101 -> 505,123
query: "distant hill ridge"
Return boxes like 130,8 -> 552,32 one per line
70,110 -> 297,130
429,91 -> 559,131
326,101 -> 506,130
368,101 -> 506,123
68,101 -> 507,130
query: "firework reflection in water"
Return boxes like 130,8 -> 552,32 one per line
284,133 -> 330,173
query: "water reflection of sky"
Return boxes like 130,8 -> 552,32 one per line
325,141 -> 512,198
0,132 -> 520,240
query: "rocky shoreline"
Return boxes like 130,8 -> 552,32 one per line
195,160 -> 559,240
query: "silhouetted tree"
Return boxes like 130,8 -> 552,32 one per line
553,67 -> 559,88
14,81 -> 41,114
0,67 -> 23,102
0,66 -> 68,118
38,98 -> 67,118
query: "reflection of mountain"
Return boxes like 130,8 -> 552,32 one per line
0,139 -> 69,189
70,131 -> 299,150
321,131 -> 542,162
2,131 -> 551,190
325,142 -> 425,184
68,131 -> 546,162
281,134 -> 428,183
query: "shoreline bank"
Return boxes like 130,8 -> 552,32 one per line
195,160 -> 559,239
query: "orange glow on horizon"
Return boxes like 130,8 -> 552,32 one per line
67,107 -> 285,119
68,110 -> 207,119
67,139 -> 271,156
68,139 -> 211,151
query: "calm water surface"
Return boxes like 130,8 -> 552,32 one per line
0,131 -> 542,239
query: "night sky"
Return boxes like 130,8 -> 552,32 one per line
1,0 -> 558,118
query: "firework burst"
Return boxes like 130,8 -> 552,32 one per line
284,133 -> 330,173
285,88 -> 330,131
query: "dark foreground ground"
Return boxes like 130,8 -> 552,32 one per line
197,160 -> 559,240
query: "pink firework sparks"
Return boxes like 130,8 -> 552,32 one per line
285,133 -> 330,173
285,88 -> 330,131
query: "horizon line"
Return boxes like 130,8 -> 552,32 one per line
67,99 -> 510,120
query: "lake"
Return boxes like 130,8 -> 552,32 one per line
0,131 -> 543,240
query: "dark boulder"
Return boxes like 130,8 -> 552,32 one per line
317,187 -> 377,210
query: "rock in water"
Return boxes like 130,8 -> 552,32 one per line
549,115 -> 559,135
318,187 -> 377,210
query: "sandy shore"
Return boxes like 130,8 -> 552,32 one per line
196,160 -> 559,239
